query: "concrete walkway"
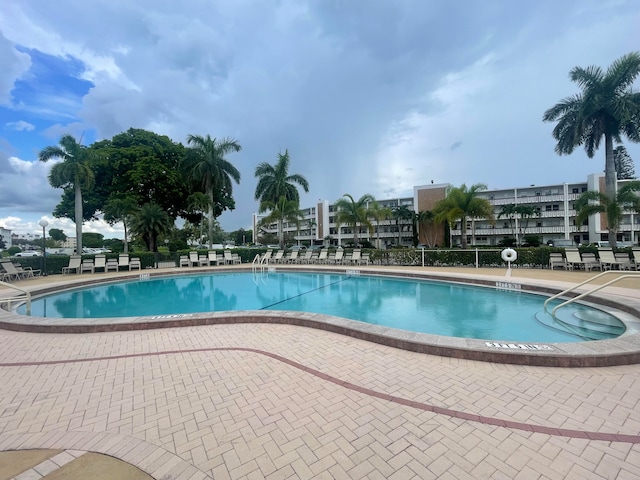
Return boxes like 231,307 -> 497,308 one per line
1,267 -> 639,478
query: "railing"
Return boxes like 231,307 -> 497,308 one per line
252,253 -> 270,273
543,271 -> 640,316
0,280 -> 31,315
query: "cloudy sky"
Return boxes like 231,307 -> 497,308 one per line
1,0 -> 639,240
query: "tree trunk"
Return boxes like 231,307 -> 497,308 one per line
208,188 -> 214,249
278,219 -> 284,248
123,221 -> 129,253
74,183 -> 83,254
460,217 -> 468,249
604,134 -> 618,247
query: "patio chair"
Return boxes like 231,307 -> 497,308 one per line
0,261 -> 25,281
188,251 -> 200,267
14,263 -> 40,278
548,252 -> 566,270
598,248 -> 623,270
62,255 -> 82,274
348,250 -> 362,266
580,253 -> 602,271
330,250 -> 344,265
287,250 -> 299,263
361,252 -> 370,265
208,251 -> 220,266
297,250 -> 313,264
614,252 -> 634,270
632,248 -> 640,270
223,250 -> 240,265
272,250 -> 284,264
80,259 -> 95,274
106,258 -> 119,272
564,248 -> 587,271
198,254 -> 209,267
94,254 -> 107,273
316,249 -> 328,264
129,258 -> 141,271
118,254 -> 130,271
179,255 -> 190,267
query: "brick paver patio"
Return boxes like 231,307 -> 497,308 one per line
1,267 -> 639,479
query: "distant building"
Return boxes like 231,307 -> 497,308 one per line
252,173 -> 639,248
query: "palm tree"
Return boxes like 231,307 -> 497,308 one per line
334,194 -> 376,247
103,197 -> 137,253
498,204 -> 518,241
575,181 -> 640,243
258,196 -> 304,247
543,52 -> 640,247
417,210 -> 439,247
254,150 -> 309,205
433,183 -> 492,249
515,205 -> 541,241
187,192 -> 211,247
391,205 -> 414,247
38,134 -> 95,254
369,202 -> 392,249
129,203 -> 174,252
185,134 -> 241,249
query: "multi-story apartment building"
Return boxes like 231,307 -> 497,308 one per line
252,173 -> 639,248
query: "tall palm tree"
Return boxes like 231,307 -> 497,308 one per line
515,205 -> 541,242
258,196 -> 304,247
187,192 -> 211,247
498,204 -> 518,241
129,203 -> 174,252
38,134 -> 95,254
391,204 -> 415,247
254,150 -> 309,205
543,52 -> 640,247
185,134 -> 241,249
103,197 -> 137,253
575,181 -> 640,243
334,194 -> 376,247
433,183 -> 491,249
369,202 -> 392,249
417,210 -> 439,247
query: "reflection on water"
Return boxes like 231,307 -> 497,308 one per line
22,272 -> 624,343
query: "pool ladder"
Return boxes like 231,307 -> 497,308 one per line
543,270 -> 640,316
252,253 -> 270,273
0,280 -> 31,315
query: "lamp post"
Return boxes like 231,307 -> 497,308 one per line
38,219 -> 48,276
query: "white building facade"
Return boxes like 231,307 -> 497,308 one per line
0,227 -> 11,250
252,174 -> 639,248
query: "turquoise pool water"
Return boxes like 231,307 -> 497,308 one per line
21,272 -> 625,343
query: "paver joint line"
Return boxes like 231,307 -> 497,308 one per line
1,345 -> 638,444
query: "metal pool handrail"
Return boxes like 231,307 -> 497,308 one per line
543,271 -> 640,316
0,280 -> 31,315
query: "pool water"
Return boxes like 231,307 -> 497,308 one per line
21,272 -> 625,343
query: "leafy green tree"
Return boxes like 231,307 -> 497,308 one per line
614,146 -> 636,180
86,128 -> 192,219
543,52 -> 640,247
334,194 -> 376,247
184,134 -> 242,248
48,228 -> 67,244
434,183 -> 492,249
103,197 -> 137,253
575,181 -> 640,243
39,134 -> 96,253
417,210 -> 441,247
258,196 -> 303,248
130,203 -> 175,252
82,232 -> 105,248
254,150 -> 309,206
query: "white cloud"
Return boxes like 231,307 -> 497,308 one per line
0,32 -> 31,105
6,120 -> 35,131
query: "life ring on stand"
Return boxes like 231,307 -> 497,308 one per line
501,248 -> 517,263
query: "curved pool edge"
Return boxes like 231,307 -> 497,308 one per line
2,265 -> 640,367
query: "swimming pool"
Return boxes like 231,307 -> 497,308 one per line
20,271 -> 625,343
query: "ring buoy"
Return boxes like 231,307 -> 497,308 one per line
501,248 -> 517,263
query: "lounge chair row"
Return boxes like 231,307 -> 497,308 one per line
549,248 -> 640,271
62,254 -> 142,275
179,250 -> 241,267
0,260 -> 40,281
261,249 -> 370,266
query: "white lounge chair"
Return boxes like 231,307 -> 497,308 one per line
272,250 -> 284,264
188,251 -> 200,267
316,250 -> 328,264
632,248 -> 640,270
581,253 -> 602,271
564,248 -> 588,271
598,248 -> 623,270
129,258 -> 141,271
297,250 -> 313,264
94,254 -> 107,272
548,252 -> 566,270
118,254 -> 130,271
208,251 -> 220,266
106,258 -> 119,272
80,259 -> 95,274
348,250 -> 361,265
330,250 -> 344,265
179,255 -> 190,267
1,261 -> 26,280
614,252 -> 634,270
62,255 -> 82,275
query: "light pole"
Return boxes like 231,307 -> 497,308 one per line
38,219 -> 48,276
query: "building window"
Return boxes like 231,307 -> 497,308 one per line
572,188 -> 579,194
581,187 -> 587,192
545,205 -> 552,211
552,205 -> 559,211
536,222 -> 542,227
